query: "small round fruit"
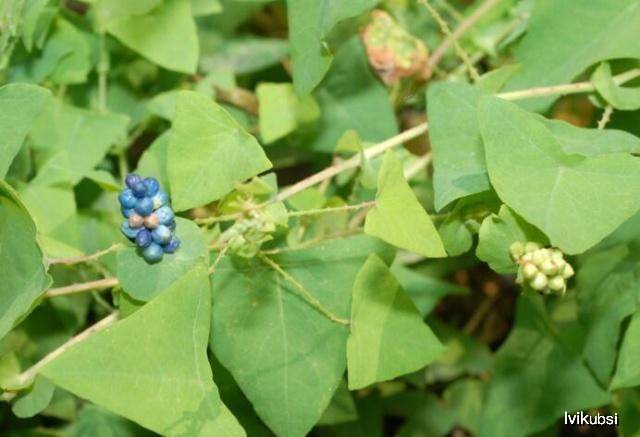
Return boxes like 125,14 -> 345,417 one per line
129,213 -> 144,229
131,181 -> 147,198
125,174 -> 142,189
121,221 -> 139,240
522,262 -> 538,279
152,225 -> 172,244
143,213 -> 160,229
134,197 -> 153,216
525,242 -> 540,253
151,191 -> 169,209
530,272 -> 549,291
163,237 -> 180,253
143,243 -> 164,263
532,249 -> 547,266
155,206 -> 175,225
509,242 -> 525,260
166,219 -> 176,231
121,207 -> 134,218
540,259 -> 558,276
135,229 -> 152,248
118,189 -> 137,209
143,177 -> 160,196
561,263 -> 575,279
548,276 -> 566,292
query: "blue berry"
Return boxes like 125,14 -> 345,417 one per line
131,181 -> 147,198
163,237 -> 180,254
121,221 -> 139,240
121,207 -> 134,218
152,225 -> 172,244
143,243 -> 164,263
166,219 -> 176,231
134,197 -> 153,216
151,190 -> 169,210
118,189 -> 137,209
125,174 -> 142,189
155,206 -> 174,225
143,177 -> 160,196
135,229 -> 152,248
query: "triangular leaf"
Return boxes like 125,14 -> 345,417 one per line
365,151 -> 446,258
210,235 -> 393,437
41,265 -> 245,436
116,218 -> 208,301
168,91 -> 272,211
479,96 -> 640,254
0,181 -> 52,340
347,254 -> 443,390
107,0 -> 198,74
0,84 -> 50,178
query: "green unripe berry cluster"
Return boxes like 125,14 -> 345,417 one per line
510,241 -> 575,295
221,210 -> 277,258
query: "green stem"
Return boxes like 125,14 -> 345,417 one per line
286,201 -> 375,218
259,254 -> 350,326
47,243 -> 123,266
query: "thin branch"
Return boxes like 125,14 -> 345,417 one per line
497,68 -> 640,101
12,313 -> 119,388
48,243 -> 123,266
404,153 -> 433,179
209,246 -> 229,275
287,201 -> 376,218
422,0 -> 481,80
261,228 -> 364,255
597,105 -> 614,130
275,123 -> 430,203
259,254 -> 350,326
426,0 -> 503,71
195,212 -> 243,226
46,277 -> 119,298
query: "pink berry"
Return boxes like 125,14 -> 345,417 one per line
144,213 -> 160,229
129,213 -> 144,229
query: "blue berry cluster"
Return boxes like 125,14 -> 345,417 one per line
118,174 -> 180,263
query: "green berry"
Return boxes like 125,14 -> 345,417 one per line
530,272 -> 548,291
548,276 -> 566,293
510,242 -> 525,260
522,262 -> 538,279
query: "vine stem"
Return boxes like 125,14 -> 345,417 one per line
12,313 -> 119,388
287,201 -> 376,218
209,246 -> 229,275
426,0 -> 503,71
258,254 -> 350,326
275,123 -> 430,203
497,68 -> 640,101
422,0 -> 480,80
47,243 -> 123,266
46,277 -> 119,298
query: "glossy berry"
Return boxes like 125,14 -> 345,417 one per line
143,213 -> 160,229
125,174 -> 142,189
129,213 -> 144,229
134,197 -> 153,216
121,207 -> 134,218
143,177 -> 160,196
135,229 -> 152,248
163,237 -> 180,253
151,191 -> 169,210
118,189 -> 137,209
131,181 -> 147,198
155,206 -> 174,225
143,243 -> 164,263
152,225 -> 172,244
121,221 -> 139,240
166,219 -> 176,231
